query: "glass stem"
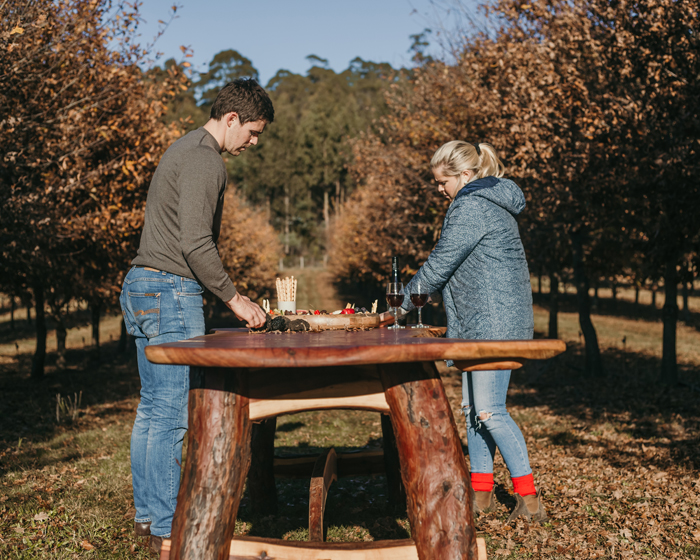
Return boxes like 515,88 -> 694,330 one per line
418,307 -> 422,326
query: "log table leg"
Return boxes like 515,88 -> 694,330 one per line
248,417 -> 278,516
169,367 -> 252,560
381,414 -> 407,512
308,448 -> 338,542
379,361 -> 477,560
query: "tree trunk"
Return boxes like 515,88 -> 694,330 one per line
611,281 -> 618,312
10,297 -> 15,331
55,316 -> 67,369
31,284 -> 46,379
284,190 -> 290,255
537,272 -> 542,294
548,273 -> 559,339
634,286 -> 640,306
682,279 -> 690,322
91,302 -> 101,360
651,288 -> 657,308
661,255 -> 678,385
592,284 -> 599,310
570,230 -> 604,376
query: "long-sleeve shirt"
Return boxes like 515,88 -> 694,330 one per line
132,127 -> 237,302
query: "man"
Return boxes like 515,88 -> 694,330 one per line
119,78 -> 272,554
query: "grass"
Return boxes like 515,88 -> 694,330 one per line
1,278 -> 699,558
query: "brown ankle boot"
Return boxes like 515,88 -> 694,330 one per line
134,521 -> 151,537
507,491 -> 547,523
473,488 -> 496,515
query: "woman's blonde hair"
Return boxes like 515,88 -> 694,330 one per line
430,140 -> 505,182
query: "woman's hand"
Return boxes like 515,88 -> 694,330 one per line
379,310 -> 395,327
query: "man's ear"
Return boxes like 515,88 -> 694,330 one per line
226,112 -> 239,126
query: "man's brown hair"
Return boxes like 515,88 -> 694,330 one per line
210,78 -> 275,124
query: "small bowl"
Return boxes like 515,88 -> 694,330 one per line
277,301 -> 296,313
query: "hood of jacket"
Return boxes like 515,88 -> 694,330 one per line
454,176 -> 526,216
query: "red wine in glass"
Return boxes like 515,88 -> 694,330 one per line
410,281 -> 430,328
386,282 -> 405,329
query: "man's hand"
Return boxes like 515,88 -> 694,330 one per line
226,292 -> 267,328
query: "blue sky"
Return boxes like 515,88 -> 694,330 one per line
132,0 -> 478,85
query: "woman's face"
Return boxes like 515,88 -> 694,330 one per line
433,166 -> 473,201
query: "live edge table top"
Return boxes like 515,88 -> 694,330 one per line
145,327 -> 566,369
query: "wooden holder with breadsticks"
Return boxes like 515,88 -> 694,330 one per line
276,276 -> 297,313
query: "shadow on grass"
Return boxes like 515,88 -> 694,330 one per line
532,290 -> 700,331
237,474 -> 411,542
0,340 -> 140,460
504,343 -> 700,472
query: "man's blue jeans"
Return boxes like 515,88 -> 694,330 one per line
461,369 -> 532,478
120,266 -> 205,538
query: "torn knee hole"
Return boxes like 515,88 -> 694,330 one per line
478,410 -> 493,421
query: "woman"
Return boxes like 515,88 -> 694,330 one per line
386,140 -> 544,522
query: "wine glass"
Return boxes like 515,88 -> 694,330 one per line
410,280 -> 430,329
386,282 -> 405,329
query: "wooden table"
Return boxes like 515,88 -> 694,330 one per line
145,328 -> 566,560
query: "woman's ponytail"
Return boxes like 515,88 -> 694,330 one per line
474,143 -> 505,180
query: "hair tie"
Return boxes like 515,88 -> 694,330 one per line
469,142 -> 481,156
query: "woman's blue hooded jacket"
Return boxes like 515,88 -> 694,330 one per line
402,176 -> 534,341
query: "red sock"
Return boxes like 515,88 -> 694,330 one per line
471,472 -> 494,492
512,473 -> 537,496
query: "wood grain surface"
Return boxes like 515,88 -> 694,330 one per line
145,328 -> 566,369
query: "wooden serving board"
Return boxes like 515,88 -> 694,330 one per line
292,313 -> 380,330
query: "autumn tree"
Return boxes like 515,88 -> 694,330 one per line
332,0 -> 700,381
592,0 -> 700,383
0,0 -> 186,376
218,188 -> 282,301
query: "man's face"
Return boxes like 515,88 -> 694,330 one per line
223,114 -> 266,156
